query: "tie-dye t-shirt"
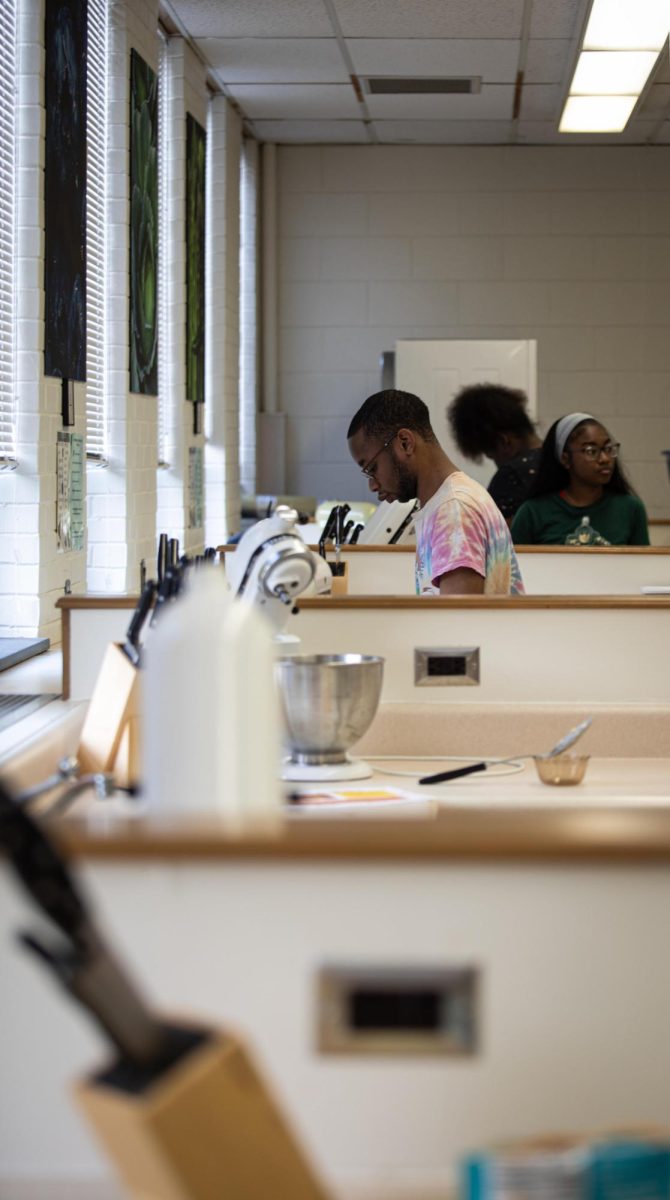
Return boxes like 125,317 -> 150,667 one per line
413,471 -> 525,595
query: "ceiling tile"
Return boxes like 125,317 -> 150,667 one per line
637,84 -> 670,119
332,0 -> 524,39
519,84 -> 562,121
373,119 -> 511,143
525,39 -> 573,85
252,119 -> 370,142
529,0 -> 583,40
228,83 -> 361,119
346,38 -> 520,81
365,85 -> 515,120
197,38 -> 349,84
165,0 -> 333,38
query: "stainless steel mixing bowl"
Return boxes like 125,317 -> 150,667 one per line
275,653 -> 384,765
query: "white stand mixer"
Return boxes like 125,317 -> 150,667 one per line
226,506 -> 329,640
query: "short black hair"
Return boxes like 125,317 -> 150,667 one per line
527,417 -> 636,500
347,389 -> 436,443
448,383 -> 536,462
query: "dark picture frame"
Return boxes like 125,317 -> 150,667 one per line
44,0 -> 87,381
129,49 -> 158,395
186,114 -> 206,407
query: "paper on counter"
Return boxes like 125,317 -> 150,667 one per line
286,785 -> 438,818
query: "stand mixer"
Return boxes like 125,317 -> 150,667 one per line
226,506 -> 329,639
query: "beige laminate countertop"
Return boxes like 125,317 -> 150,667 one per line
50,756 -> 670,862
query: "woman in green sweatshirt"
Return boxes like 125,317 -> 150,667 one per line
511,412 -> 649,546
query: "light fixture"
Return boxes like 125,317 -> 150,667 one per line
583,0 -> 669,51
559,0 -> 670,134
559,95 -> 637,134
570,50 -> 659,95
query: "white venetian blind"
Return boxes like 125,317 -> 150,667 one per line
85,0 -> 108,462
0,0 -> 17,467
157,28 -> 169,468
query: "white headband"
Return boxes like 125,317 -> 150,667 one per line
555,413 -> 595,462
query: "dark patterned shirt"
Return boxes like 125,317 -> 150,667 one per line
487,448 -> 542,520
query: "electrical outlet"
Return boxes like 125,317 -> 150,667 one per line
317,964 -> 479,1056
415,646 -> 480,686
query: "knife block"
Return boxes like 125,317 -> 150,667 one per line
77,643 -> 141,789
329,561 -> 348,595
75,1023 -> 331,1200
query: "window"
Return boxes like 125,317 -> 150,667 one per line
0,0 -> 17,467
239,138 -> 259,495
85,0 -> 108,463
157,27 -> 169,468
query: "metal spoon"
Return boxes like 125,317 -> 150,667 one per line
419,717 -> 593,785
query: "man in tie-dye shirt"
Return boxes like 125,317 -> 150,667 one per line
348,390 -> 524,596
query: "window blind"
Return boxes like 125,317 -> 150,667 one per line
0,0 -> 17,467
157,29 -> 169,468
85,0 -> 108,462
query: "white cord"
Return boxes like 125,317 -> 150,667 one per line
366,754 -> 527,780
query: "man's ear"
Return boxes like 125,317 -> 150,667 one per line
396,427 -> 415,456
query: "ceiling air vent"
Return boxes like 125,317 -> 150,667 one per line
364,77 -> 481,95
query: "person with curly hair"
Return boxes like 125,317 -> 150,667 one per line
447,383 -> 542,522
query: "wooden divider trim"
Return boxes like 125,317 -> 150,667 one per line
56,805 -> 670,861
298,594 -> 670,609
55,593 -> 670,613
61,606 -> 71,701
56,596 -> 138,610
220,543 -> 670,556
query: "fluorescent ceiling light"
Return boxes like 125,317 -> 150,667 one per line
559,94 -> 637,132
583,0 -> 669,50
571,49 -> 659,94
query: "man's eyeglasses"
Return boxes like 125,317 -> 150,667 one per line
572,442 -> 621,461
360,431 -> 399,477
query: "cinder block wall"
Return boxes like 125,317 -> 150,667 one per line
277,145 -> 670,517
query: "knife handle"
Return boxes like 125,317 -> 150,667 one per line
157,533 -> 168,584
419,762 -> 487,785
126,580 -> 157,651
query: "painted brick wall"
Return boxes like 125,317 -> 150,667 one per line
155,39 -> 208,558
205,95 -> 241,548
86,0 -> 160,595
276,145 -> 670,517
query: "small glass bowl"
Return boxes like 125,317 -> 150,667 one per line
533,753 -> 590,787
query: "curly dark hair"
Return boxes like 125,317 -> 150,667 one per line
447,383 -> 536,463
347,390 -> 437,443
527,418 -> 637,499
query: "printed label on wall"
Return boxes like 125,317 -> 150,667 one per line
188,445 -> 204,529
56,431 -> 84,551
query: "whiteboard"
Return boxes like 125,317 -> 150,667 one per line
395,338 -> 537,489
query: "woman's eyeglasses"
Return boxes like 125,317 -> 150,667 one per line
572,442 -> 621,461
360,431 -> 399,477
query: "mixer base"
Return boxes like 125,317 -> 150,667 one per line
281,757 -> 373,782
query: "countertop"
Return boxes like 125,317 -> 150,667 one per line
50,755 -> 670,862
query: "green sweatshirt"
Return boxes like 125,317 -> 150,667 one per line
511,491 -> 650,546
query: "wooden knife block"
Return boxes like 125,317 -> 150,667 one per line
329,561 -> 348,595
77,643 -> 141,789
75,1024 -> 331,1200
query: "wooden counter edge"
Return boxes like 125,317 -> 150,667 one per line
54,805 -> 670,862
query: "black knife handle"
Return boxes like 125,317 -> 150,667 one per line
125,580 -> 157,650
419,762 -> 487,785
157,533 -> 168,584
0,779 -> 89,942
